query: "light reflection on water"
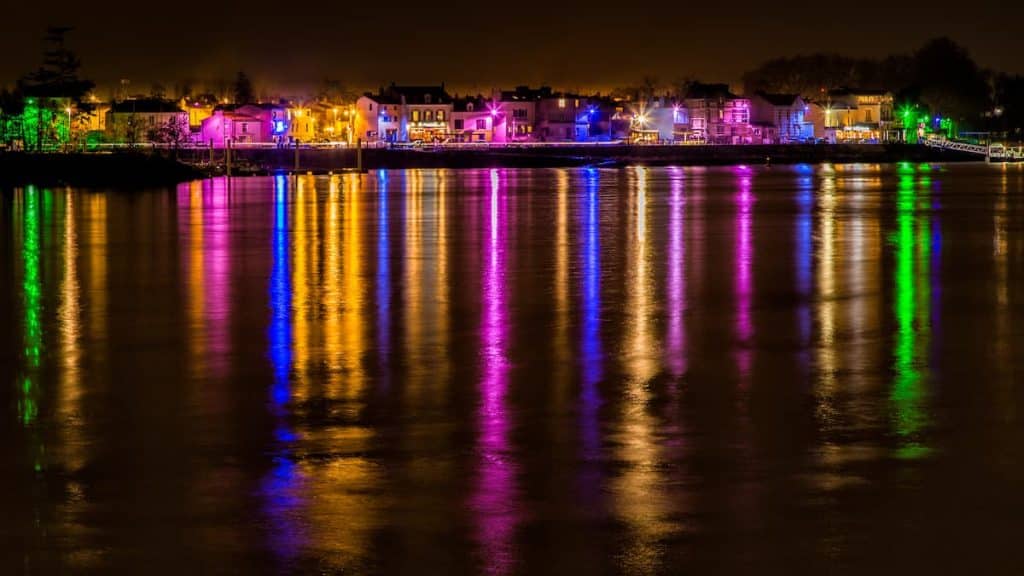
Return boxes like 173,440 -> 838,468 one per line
3,164 -> 1024,574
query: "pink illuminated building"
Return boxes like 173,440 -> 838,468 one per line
198,103 -> 288,148
684,83 -> 753,144
452,97 -> 503,143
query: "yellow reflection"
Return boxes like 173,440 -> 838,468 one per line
614,166 -> 671,574
324,176 -> 343,393
186,181 -> 207,377
87,194 -> 108,352
341,173 -> 365,399
292,176 -> 310,396
59,190 -> 84,470
554,169 -> 571,399
816,174 -> 838,422
403,171 -> 425,404
994,169 -> 1011,421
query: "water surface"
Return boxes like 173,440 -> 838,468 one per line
2,164 -> 1024,574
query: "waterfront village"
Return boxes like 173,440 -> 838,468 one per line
2,82 -> 941,151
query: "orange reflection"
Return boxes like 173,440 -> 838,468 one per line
614,166 -> 672,574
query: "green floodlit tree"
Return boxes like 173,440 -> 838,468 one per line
13,27 -> 96,150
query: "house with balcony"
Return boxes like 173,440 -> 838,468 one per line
198,103 -> 288,148
684,83 -> 752,144
106,99 -> 188,144
807,89 -> 896,143
452,97 -> 502,143
496,86 -> 546,141
355,84 -> 453,143
750,92 -> 813,143
535,92 -> 594,142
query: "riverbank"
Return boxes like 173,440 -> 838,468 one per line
0,152 -> 205,187
196,143 -> 979,172
2,144 -> 978,186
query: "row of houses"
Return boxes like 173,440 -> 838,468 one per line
57,82 -> 899,147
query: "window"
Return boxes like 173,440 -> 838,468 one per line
466,102 -> 474,112
242,123 -> 248,133
513,109 -> 527,119
424,94 -> 432,104
437,110 -> 445,121
865,109 -> 873,122
476,119 -> 487,130
426,110 -> 434,121
412,110 -> 420,122
454,119 -> 464,130
558,98 -> 566,109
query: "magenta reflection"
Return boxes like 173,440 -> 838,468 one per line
735,171 -> 753,377
666,168 -> 687,378
471,169 -> 518,574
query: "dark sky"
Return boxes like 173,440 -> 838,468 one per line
4,0 -> 1023,95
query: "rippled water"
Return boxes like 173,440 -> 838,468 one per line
2,164 -> 1024,574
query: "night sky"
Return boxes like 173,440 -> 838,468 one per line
3,0 -> 1023,94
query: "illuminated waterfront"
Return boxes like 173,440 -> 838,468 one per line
2,164 -> 1024,573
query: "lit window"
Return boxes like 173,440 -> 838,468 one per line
558,98 -> 566,109
426,110 -> 434,121
412,110 -> 420,122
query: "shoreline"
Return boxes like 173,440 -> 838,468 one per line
1,144 -> 979,186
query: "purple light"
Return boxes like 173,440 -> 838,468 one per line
472,169 -> 518,575
735,174 -> 753,378
667,168 -> 687,378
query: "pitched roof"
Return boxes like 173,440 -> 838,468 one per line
379,84 -> 453,105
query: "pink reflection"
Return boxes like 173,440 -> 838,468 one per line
472,169 -> 518,574
206,177 -> 232,381
735,174 -> 753,377
667,169 -> 687,378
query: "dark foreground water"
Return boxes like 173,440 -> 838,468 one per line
2,164 -> 1024,574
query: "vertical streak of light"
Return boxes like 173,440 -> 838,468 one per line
19,187 -> 42,428
342,173 -> 365,398
59,190 -> 84,470
580,168 -> 602,459
376,171 -> 391,374
554,170 -> 570,400
817,174 -> 837,420
404,170 -> 424,402
207,178 -> 231,381
324,176 -> 342,394
735,172 -> 753,378
264,173 -> 306,562
667,168 -> 687,378
291,176 -> 309,397
616,166 -> 669,574
796,175 -> 813,347
473,169 -> 517,575
891,166 -> 929,459
87,194 -> 107,366
184,181 -> 206,379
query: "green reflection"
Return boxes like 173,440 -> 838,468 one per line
20,187 -> 42,426
891,171 -> 930,459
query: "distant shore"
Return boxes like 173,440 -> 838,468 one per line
1,144 -> 979,186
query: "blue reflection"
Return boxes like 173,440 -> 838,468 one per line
269,175 -> 294,440
796,176 -> 813,343
377,177 -> 391,366
581,169 -> 602,453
